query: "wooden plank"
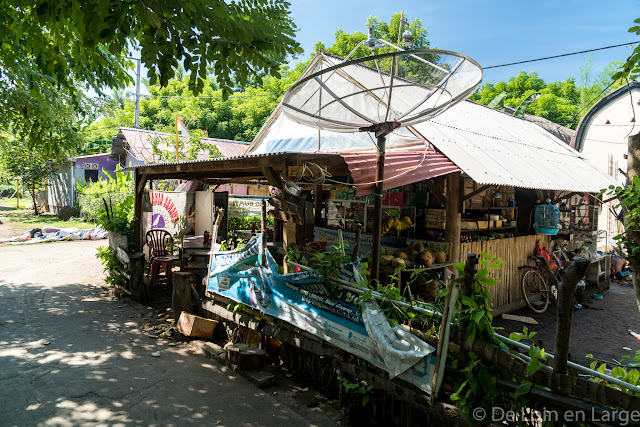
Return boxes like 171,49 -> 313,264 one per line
262,166 -> 285,189
462,184 -> 494,201
268,197 -> 304,217
268,209 -> 303,225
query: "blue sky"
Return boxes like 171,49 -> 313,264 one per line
288,0 -> 638,86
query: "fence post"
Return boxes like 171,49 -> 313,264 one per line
553,257 -> 590,375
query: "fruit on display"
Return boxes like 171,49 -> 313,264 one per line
392,257 -> 406,268
380,254 -> 395,266
434,250 -> 447,264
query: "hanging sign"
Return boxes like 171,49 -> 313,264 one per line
268,186 -> 304,224
268,197 -> 304,217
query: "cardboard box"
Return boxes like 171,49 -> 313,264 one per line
177,312 -> 218,339
462,221 -> 478,230
477,221 -> 489,229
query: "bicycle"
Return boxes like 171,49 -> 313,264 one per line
519,250 -> 569,314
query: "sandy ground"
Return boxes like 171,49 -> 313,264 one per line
494,281 -> 640,366
0,239 -> 342,426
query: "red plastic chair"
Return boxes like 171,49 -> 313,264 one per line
145,229 -> 179,288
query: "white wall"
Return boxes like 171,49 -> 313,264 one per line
580,88 -> 640,248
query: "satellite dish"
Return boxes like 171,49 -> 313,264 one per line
282,49 -> 483,133
280,46 -> 482,281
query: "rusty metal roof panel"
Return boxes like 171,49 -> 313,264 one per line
412,101 -> 618,192
340,149 -> 460,196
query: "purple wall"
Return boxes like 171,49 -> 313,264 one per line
74,153 -> 120,183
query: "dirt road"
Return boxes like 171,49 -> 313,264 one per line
0,239 -> 340,426
494,281 -> 640,366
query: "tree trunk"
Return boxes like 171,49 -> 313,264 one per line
30,185 -> 38,215
553,258 -> 590,375
626,132 -> 640,312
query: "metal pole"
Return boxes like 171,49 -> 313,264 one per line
134,58 -> 141,129
371,135 -> 386,282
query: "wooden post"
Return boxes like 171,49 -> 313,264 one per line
553,257 -> 590,375
314,184 -> 323,226
134,172 -> 144,252
445,173 -> 462,266
261,200 -> 267,267
371,134 -> 386,282
172,272 -> 196,324
127,252 -> 147,303
352,223 -> 362,258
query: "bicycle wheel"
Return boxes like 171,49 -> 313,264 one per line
521,269 -> 550,314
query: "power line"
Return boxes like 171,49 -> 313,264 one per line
484,41 -> 639,69
127,41 -> 640,100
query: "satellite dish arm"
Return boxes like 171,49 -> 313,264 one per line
377,39 -> 450,74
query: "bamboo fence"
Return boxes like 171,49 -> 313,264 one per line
460,234 -> 550,310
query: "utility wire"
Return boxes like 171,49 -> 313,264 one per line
128,41 -> 639,100
484,41 -> 639,69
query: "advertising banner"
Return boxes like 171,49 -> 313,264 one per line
206,235 -> 436,393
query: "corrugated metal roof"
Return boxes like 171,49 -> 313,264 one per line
340,150 -> 460,196
411,101 -> 619,192
122,151 -> 287,171
119,127 -> 249,163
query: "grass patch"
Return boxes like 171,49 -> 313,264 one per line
0,197 -> 97,233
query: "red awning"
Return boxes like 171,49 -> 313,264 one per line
339,149 -> 460,196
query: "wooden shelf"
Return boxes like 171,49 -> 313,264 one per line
461,226 -> 516,232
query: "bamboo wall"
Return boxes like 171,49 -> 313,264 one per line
459,234 -> 550,310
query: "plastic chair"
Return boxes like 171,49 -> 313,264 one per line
145,229 -> 179,288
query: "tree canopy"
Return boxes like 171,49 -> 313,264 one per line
313,12 -> 430,59
469,60 -> 623,127
1,0 -> 301,157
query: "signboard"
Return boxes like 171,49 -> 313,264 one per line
268,197 -> 303,217
313,227 -> 405,255
206,235 -> 436,394
228,196 -> 272,218
268,186 -> 304,224
83,163 -> 99,170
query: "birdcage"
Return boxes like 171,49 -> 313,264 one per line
534,200 -> 561,235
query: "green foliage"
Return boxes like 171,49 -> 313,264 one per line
0,140 -> 54,214
338,376 -> 373,407
470,61 -> 623,127
76,166 -> 135,239
96,246 -> 126,289
82,63 -> 306,144
308,240 -> 352,294
587,352 -> 640,395
2,0 -> 300,156
612,19 -> 640,82
315,12 -> 430,60
455,252 -> 504,346
602,180 -> 640,257
508,327 -> 548,377
2,0 -> 301,98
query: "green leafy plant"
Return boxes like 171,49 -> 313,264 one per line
586,352 -> 640,395
338,376 -> 373,407
96,246 -> 125,289
77,166 -> 135,241
455,252 -> 504,346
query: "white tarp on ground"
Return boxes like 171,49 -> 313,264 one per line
0,225 -> 108,244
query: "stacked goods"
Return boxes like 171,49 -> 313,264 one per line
379,244 -> 448,270
424,208 -> 446,229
